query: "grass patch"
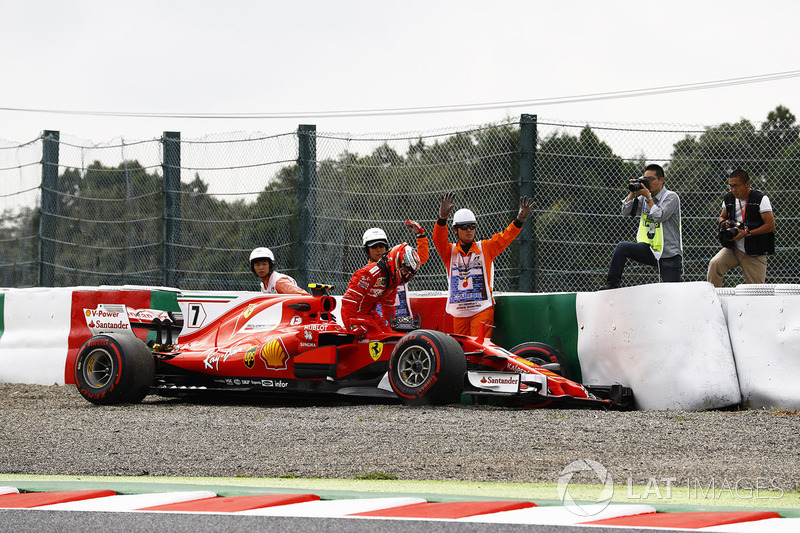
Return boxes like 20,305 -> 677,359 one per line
767,408 -> 800,417
354,472 -> 398,481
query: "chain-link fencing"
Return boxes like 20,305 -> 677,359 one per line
172,131 -> 300,290
309,123 -> 524,292
531,116 -> 799,291
0,136 -> 42,287
1,112 -> 798,292
41,133 -> 164,287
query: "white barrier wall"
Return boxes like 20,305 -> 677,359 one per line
575,282 -> 742,410
176,291 -> 255,334
0,288 -> 73,385
2,284 -> 799,410
720,285 -> 800,410
0,286 -> 173,386
176,292 -> 346,336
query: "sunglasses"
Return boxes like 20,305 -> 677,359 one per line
457,224 -> 476,231
368,242 -> 387,249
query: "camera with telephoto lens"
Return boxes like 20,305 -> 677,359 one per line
628,177 -> 649,192
719,220 -> 745,243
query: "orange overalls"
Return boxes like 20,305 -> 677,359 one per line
432,220 -> 521,338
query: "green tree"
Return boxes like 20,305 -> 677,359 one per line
0,206 -> 39,286
44,160 -> 162,286
760,105 -> 799,161
535,126 -> 640,291
667,105 -> 799,283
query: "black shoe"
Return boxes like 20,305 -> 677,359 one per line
598,282 -> 620,291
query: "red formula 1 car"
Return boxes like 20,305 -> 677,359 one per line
73,290 -> 633,409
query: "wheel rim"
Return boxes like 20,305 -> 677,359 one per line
396,345 -> 433,388
82,348 -> 115,389
526,357 -> 549,367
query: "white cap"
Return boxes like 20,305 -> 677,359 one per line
453,208 -> 477,226
362,227 -> 388,247
249,247 -> 275,264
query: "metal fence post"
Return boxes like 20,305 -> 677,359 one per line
38,130 -> 59,287
162,131 -> 181,288
519,114 -> 537,292
297,124 -> 316,288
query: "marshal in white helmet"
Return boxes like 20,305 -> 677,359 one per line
249,247 -> 275,273
249,247 -> 308,295
452,208 -> 477,227
362,227 -> 389,262
362,227 -> 388,247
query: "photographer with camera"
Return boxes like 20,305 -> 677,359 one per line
599,164 -> 683,290
707,169 -> 774,287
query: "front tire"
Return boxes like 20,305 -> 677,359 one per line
74,334 -> 154,405
510,341 -> 570,378
389,329 -> 466,406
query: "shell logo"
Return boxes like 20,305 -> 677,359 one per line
85,309 -> 92,317
259,339 -> 288,370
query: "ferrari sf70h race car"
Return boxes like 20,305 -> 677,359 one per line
73,289 -> 633,409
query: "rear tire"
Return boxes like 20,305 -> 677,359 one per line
74,334 -> 154,405
389,329 -> 466,406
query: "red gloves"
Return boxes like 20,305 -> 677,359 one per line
346,317 -> 385,338
405,220 -> 425,236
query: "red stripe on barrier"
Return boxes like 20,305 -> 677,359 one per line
66,290 -> 153,384
0,489 -> 117,508
583,510 -> 782,528
140,494 -> 320,512
351,500 -> 536,519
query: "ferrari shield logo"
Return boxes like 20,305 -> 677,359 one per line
243,304 -> 256,319
368,342 -> 383,362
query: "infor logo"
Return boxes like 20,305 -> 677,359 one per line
557,459 -> 614,516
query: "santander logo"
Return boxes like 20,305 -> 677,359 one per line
480,375 -> 517,385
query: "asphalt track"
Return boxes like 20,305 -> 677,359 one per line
0,509 -> 672,533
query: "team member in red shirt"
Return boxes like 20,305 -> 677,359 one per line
433,193 -> 533,339
361,222 -> 429,321
341,243 -> 421,337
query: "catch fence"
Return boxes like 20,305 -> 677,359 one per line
1,113 -> 797,292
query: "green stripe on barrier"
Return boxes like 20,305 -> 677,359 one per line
142,290 -> 181,345
149,290 -> 181,313
493,293 -> 582,382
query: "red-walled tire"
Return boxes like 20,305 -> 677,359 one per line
74,334 -> 154,405
389,330 -> 466,406
510,341 -> 570,379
